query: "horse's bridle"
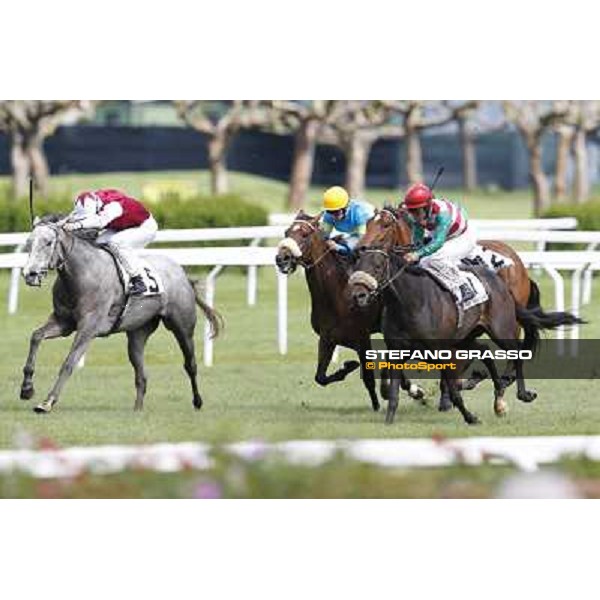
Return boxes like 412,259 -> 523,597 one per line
354,208 -> 415,299
37,223 -> 74,272
355,246 -> 411,300
285,219 -> 334,270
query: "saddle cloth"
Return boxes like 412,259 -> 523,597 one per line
101,247 -> 164,297
123,262 -> 165,297
422,260 -> 488,311
460,244 -> 514,272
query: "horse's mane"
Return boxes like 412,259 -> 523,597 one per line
36,214 -> 101,248
37,213 -> 66,224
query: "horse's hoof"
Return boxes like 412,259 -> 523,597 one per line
344,360 -> 360,373
494,399 -> 508,417
438,401 -> 453,412
517,390 -> 537,403
193,398 -> 203,411
33,402 -> 52,414
371,402 -> 380,412
20,386 -> 34,400
465,414 -> 481,425
409,384 -> 425,402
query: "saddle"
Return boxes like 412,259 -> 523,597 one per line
99,245 -> 164,297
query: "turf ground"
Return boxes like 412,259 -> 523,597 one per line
0,170 -> 598,450
0,266 -> 599,448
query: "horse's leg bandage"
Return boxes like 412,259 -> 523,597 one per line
277,238 -> 302,258
349,271 -> 379,291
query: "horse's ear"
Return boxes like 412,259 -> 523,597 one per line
33,216 -> 40,227
297,209 -> 306,218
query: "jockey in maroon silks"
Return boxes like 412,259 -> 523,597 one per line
63,189 -> 158,294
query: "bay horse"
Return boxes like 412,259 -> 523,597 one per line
275,210 -> 424,412
20,216 -> 222,413
357,206 -> 575,409
349,208 -> 583,424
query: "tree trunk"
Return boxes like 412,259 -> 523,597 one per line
458,117 -> 477,191
405,128 -> 423,184
553,127 -> 573,203
344,133 -> 373,198
208,132 -> 229,195
529,140 -> 550,216
573,127 -> 589,204
10,133 -> 29,199
28,133 -> 50,197
287,118 -> 319,210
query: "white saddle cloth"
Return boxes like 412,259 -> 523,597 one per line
461,244 -> 514,272
422,260 -> 488,311
114,259 -> 164,297
459,271 -> 489,311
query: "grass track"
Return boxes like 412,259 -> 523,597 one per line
0,170 -> 598,449
0,266 -> 598,448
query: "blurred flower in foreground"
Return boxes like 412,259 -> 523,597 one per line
495,470 -> 580,499
193,479 -> 222,499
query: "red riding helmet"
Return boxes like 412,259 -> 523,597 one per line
403,183 -> 433,209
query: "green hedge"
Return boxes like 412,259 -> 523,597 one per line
543,201 -> 600,230
0,186 -> 268,233
149,193 -> 268,229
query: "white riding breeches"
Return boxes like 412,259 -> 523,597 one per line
97,216 -> 158,277
420,224 -> 477,267
419,224 -> 477,301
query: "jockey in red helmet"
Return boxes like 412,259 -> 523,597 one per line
63,189 -> 158,295
401,183 -> 474,264
401,182 -> 477,303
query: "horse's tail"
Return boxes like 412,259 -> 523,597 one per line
516,282 -> 584,356
189,279 -> 224,340
526,278 -> 541,309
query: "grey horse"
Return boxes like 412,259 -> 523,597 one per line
20,216 -> 222,414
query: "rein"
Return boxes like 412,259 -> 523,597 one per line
52,226 -> 75,271
288,219 -> 335,271
358,247 -> 410,299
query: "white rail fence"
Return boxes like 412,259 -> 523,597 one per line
0,218 -> 583,316
269,213 -> 578,230
1,219 -> 597,364
1,435 -> 599,478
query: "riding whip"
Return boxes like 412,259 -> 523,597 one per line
429,166 -> 445,193
29,177 -> 34,229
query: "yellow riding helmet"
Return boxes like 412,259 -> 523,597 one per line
323,186 -> 349,211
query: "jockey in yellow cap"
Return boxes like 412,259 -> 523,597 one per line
320,186 -> 375,255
